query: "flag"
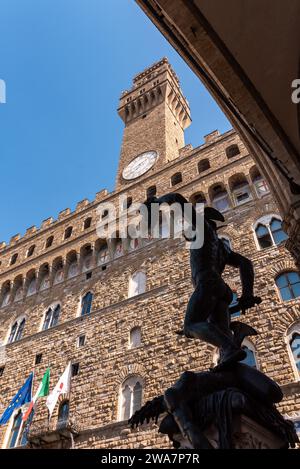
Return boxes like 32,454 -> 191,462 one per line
22,368 -> 50,422
0,373 -> 33,425
46,363 -> 71,418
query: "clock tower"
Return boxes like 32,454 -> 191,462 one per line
116,58 -> 191,190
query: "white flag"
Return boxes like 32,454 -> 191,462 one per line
46,363 -> 71,418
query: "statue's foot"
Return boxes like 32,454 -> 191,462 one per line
212,347 -> 247,373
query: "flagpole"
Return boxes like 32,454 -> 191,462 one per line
67,360 -> 74,450
22,369 -> 35,419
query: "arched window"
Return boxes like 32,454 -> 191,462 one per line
129,327 -> 141,348
81,292 -> 93,316
26,276 -> 37,296
250,166 -> 269,197
290,333 -> 300,377
229,291 -> 240,318
84,217 -> 92,230
171,172 -> 182,186
210,185 -> 230,213
254,215 -> 288,249
146,185 -> 157,199
120,376 -> 143,421
276,272 -> 300,301
270,218 -> 288,245
27,245 -> 35,257
198,159 -> 210,173
241,340 -> 257,368
67,252 -> 78,279
190,192 -> 207,208
8,318 -> 25,344
114,240 -> 123,258
45,235 -> 54,249
97,243 -> 109,265
229,174 -> 252,206
10,253 -> 18,266
39,264 -> 50,291
14,280 -> 23,302
255,223 -> 273,249
53,267 -> 64,285
18,409 -> 34,447
42,304 -> 60,330
64,227 -> 73,239
226,144 -> 240,158
8,410 -> 23,448
57,400 -> 69,430
39,272 -> 50,291
81,245 -> 93,273
128,271 -> 146,298
1,284 -> 11,307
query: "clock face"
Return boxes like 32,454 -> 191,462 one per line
122,151 -> 158,180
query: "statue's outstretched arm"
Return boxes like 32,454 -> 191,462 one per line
227,250 -> 260,313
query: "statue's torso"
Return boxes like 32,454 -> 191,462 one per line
190,221 -> 231,285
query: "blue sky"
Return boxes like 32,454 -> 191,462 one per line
0,0 -> 230,244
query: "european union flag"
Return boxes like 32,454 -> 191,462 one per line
0,373 -> 33,425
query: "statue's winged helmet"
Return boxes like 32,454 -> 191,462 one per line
204,206 -> 225,230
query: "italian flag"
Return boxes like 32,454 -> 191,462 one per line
22,368 -> 50,421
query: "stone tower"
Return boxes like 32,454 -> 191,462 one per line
116,58 -> 191,189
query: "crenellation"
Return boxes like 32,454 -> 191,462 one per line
25,226 -> 37,237
41,217 -> 54,229
58,208 -> 71,220
76,199 -> 90,212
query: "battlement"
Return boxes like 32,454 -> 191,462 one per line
133,57 -> 180,87
0,186 -> 112,253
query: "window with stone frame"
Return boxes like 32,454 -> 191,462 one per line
120,376 -> 143,421
128,271 -> 146,298
1,284 -> 10,307
229,292 -> 241,318
97,243 -> 109,265
64,226 -> 73,239
42,304 -> 60,330
57,400 -> 69,430
27,245 -> 35,257
45,235 -> 54,249
171,172 -> 182,186
254,215 -> 288,249
198,159 -> 210,174
26,275 -> 37,297
226,144 -> 240,158
8,318 -> 26,344
276,272 -> 300,302
210,185 -> 230,213
129,327 -> 142,348
289,332 -> 300,377
241,340 -> 257,368
81,291 -> 93,316
7,409 -> 34,448
84,217 -> 92,230
10,253 -> 18,266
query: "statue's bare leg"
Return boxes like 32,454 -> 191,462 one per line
183,283 -> 246,365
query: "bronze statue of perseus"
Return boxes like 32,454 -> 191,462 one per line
145,192 -> 261,369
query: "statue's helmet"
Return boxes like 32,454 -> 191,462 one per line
204,206 -> 225,230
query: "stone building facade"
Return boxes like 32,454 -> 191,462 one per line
0,58 -> 300,449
